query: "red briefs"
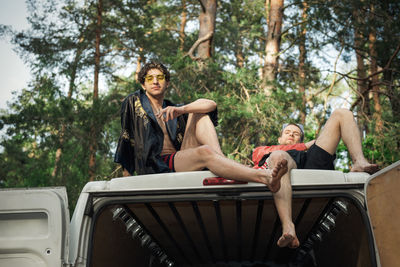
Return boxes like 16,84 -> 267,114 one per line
160,152 -> 176,172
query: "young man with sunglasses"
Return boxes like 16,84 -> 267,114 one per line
252,109 -> 379,248
114,62 -> 291,222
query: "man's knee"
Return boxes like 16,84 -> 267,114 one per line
332,108 -> 353,120
269,150 -> 296,169
270,150 -> 290,160
192,113 -> 208,120
194,145 -> 216,162
189,113 -> 208,126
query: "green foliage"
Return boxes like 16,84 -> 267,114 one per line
363,122 -> 400,166
0,75 -> 122,211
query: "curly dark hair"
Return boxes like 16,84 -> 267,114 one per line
137,61 -> 170,85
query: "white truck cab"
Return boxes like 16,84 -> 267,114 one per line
0,161 -> 399,267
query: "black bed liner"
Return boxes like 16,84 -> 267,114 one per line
89,185 -> 376,267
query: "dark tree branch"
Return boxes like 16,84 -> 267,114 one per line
198,0 -> 206,12
185,31 -> 213,60
384,42 -> 400,70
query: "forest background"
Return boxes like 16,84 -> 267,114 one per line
0,0 -> 399,211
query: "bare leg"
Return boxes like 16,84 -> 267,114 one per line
180,113 -> 223,156
315,109 -> 378,174
174,113 -> 288,192
268,151 -> 300,248
175,145 -> 287,192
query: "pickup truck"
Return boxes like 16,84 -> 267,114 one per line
0,160 -> 399,267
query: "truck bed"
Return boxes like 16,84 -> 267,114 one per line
84,170 -> 375,267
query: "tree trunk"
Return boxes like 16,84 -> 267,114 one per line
179,0 -> 188,51
368,4 -> 383,134
298,1 -> 308,125
352,8 -> 370,133
382,43 -> 400,120
89,0 -> 102,181
355,32 -> 368,104
197,0 -> 217,59
263,0 -> 284,95
385,64 -> 400,120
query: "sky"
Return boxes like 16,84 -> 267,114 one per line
0,0 -> 30,111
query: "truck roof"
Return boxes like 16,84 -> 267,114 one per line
81,169 -> 370,193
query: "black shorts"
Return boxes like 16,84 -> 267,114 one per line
286,144 -> 335,170
160,152 -> 176,172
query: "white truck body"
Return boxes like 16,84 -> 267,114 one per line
1,161 -> 399,267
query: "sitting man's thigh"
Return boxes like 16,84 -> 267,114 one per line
174,147 -> 206,172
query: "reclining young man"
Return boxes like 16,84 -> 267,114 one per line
114,61 -> 294,247
252,109 -> 379,248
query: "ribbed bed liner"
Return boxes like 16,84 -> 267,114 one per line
105,192 -> 371,267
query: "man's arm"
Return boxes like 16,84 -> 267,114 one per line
159,99 -> 217,121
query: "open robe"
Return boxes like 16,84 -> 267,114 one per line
114,90 -> 218,175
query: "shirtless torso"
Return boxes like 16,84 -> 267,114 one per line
152,106 -> 176,156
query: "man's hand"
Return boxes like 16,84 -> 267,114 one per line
305,140 -> 316,149
158,106 -> 185,121
123,168 -> 131,177
158,99 -> 216,122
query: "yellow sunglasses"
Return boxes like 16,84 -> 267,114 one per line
144,74 -> 166,83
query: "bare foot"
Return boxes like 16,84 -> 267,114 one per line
351,162 -> 379,174
277,223 -> 300,248
267,159 -> 288,193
